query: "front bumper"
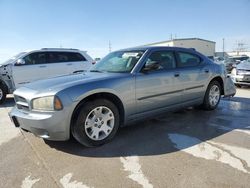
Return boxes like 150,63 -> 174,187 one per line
9,107 -> 71,141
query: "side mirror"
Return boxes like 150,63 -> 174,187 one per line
232,64 -> 237,68
15,59 -> 25,66
142,62 -> 160,73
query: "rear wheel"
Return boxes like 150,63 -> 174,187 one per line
72,99 -> 120,147
202,80 -> 221,110
0,84 -> 7,104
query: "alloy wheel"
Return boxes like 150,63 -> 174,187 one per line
209,85 -> 220,107
84,106 -> 115,141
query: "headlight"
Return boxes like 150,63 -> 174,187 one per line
32,96 -> 63,111
231,68 -> 237,75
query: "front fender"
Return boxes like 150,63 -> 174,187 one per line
61,76 -> 136,121
223,76 -> 236,97
71,88 -> 125,104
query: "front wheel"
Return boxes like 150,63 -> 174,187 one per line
72,99 -> 120,147
0,84 -> 7,104
202,80 -> 221,111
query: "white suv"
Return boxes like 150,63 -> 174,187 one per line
0,48 -> 94,104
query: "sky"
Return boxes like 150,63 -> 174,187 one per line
0,0 -> 250,61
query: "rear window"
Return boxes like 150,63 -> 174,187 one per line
68,52 -> 87,61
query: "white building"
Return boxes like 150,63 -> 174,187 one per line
227,51 -> 250,57
146,38 -> 216,57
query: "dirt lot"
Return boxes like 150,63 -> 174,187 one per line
0,88 -> 250,188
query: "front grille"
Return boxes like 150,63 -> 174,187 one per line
14,95 -> 30,111
237,69 -> 250,75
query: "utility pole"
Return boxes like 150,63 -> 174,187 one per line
170,33 -> 173,40
222,38 -> 225,57
109,40 -> 112,53
235,41 -> 247,56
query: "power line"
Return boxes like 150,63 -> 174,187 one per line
222,38 -> 225,57
109,40 -> 112,52
235,41 -> 247,52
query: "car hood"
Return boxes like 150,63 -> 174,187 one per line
237,62 -> 250,70
0,61 -> 12,66
23,72 -> 128,93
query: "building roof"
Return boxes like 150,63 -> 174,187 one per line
147,38 -> 216,46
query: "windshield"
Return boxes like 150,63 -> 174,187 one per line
0,52 -> 26,65
90,50 -> 145,73
240,58 -> 250,64
225,58 -> 236,63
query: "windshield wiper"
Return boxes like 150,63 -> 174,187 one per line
89,70 -> 105,73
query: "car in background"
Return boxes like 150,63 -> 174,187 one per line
223,58 -> 238,73
229,55 -> 249,63
9,46 -> 236,147
223,56 -> 249,73
231,58 -> 250,87
214,56 -> 234,73
214,56 -> 225,62
0,48 -> 94,104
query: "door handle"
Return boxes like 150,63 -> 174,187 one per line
67,63 -> 72,66
39,65 -> 46,68
174,72 -> 180,77
204,69 -> 209,73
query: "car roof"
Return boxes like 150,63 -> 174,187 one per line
115,46 -> 207,59
23,48 -> 87,53
40,48 -> 82,51
117,46 -> 198,53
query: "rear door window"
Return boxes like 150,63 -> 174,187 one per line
177,52 -> 201,67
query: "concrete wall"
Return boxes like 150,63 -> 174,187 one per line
150,41 -> 174,46
215,52 -> 229,57
172,40 -> 215,57
149,39 -> 215,57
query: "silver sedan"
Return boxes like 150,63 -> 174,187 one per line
9,46 -> 236,147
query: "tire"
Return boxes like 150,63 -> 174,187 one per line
72,99 -> 120,147
235,84 -> 242,88
202,80 -> 221,111
0,84 -> 7,104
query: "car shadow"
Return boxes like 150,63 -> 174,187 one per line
44,98 -> 250,158
0,96 -> 15,108
238,85 -> 250,89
